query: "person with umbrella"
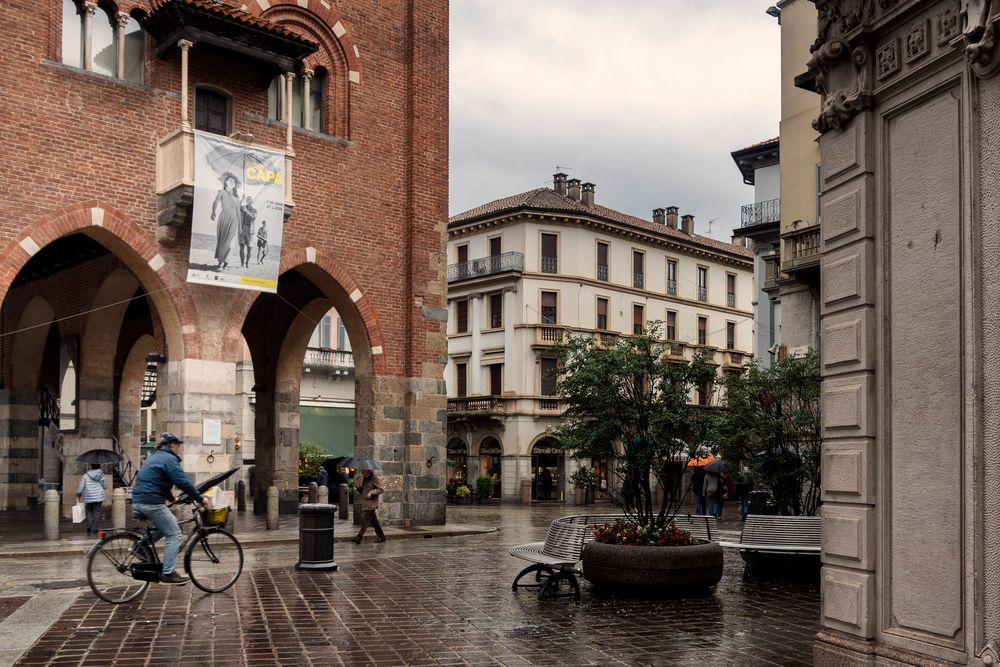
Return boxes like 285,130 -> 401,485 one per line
703,458 -> 727,519
349,459 -> 385,544
76,463 -> 107,534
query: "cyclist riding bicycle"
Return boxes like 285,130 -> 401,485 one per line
132,433 -> 210,585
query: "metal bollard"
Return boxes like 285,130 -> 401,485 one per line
236,480 -> 247,512
266,486 -> 279,530
112,487 -> 126,528
43,489 -> 59,540
308,481 -> 318,504
338,483 -> 349,520
318,484 -> 329,504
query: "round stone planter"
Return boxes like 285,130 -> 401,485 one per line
582,540 -> 724,591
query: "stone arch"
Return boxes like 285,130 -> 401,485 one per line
117,334 -> 156,468
10,297 -> 57,392
0,203 -> 191,359
260,1 -> 362,139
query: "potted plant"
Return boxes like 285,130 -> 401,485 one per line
475,475 -> 495,503
554,323 -> 724,593
569,467 -> 598,505
454,484 -> 471,504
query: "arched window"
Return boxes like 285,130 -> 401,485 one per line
195,88 -> 231,136
91,4 -> 118,77
61,0 -> 83,68
122,13 -> 144,84
308,69 -> 325,132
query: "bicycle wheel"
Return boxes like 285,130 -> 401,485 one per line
87,533 -> 154,604
184,528 -> 243,593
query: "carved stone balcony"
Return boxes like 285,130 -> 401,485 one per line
155,129 -> 293,244
762,253 -> 782,294
447,396 -> 511,416
781,222 -> 821,275
303,348 -> 354,375
533,326 -> 566,347
723,351 -> 747,369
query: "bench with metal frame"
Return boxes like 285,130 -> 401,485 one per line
509,513 -> 719,600
718,514 -> 821,579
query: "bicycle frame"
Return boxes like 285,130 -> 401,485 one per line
92,503 -> 214,567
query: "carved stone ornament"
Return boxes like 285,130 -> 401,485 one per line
938,4 -> 961,45
876,39 -> 901,79
810,41 -> 874,133
978,641 -> 1000,665
962,0 -> 1000,77
905,21 -> 930,62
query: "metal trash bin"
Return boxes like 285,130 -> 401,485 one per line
296,503 -> 338,571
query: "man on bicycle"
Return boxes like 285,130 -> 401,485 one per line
132,433 -> 209,585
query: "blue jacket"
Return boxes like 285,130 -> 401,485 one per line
76,469 -> 106,503
132,446 -> 203,505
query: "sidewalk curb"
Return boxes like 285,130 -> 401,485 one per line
0,525 -> 497,559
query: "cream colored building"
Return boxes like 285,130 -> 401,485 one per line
775,0 -> 822,355
446,174 -> 754,503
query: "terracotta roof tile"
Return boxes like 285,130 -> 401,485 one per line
149,0 -> 316,47
449,188 -> 752,259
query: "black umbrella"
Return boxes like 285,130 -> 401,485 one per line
703,458 -> 727,475
75,449 -> 122,465
194,467 -> 240,494
340,457 -> 381,471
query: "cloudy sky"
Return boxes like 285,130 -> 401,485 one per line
449,1 -> 782,242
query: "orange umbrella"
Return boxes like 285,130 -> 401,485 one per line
686,455 -> 717,467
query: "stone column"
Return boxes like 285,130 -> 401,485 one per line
115,12 -> 128,79
469,295 -> 482,395
82,2 -> 96,70
178,40 -> 193,131
503,289 -> 515,389
301,69 -> 314,132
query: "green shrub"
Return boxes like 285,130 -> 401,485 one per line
475,475 -> 494,498
455,484 -> 471,499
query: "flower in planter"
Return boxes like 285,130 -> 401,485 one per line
591,518 -> 696,547
454,484 -> 471,499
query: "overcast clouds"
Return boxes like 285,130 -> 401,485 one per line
449,1 -> 782,242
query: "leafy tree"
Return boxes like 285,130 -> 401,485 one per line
298,440 -> 328,483
711,352 -> 821,516
553,323 -> 717,527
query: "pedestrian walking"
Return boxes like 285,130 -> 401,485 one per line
76,463 -> 107,534
317,466 -> 329,488
691,465 -> 707,516
352,469 -> 385,544
735,465 -> 753,521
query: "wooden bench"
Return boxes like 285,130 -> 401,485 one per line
509,514 -> 622,600
719,514 -> 821,579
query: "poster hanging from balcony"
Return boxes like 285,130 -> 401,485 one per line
186,132 -> 285,293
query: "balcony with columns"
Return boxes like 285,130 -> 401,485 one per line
145,0 -> 318,243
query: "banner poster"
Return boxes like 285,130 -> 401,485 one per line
187,132 -> 285,292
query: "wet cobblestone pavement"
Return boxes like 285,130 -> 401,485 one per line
8,506 -> 820,666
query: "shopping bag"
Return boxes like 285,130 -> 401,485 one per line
72,502 -> 86,524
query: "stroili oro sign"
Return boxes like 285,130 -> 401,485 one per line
187,132 -> 285,292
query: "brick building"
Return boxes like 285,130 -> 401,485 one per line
0,0 -> 449,525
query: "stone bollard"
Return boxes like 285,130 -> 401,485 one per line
43,489 -> 59,540
574,487 -> 584,506
236,480 -> 247,512
266,486 -> 279,530
112,487 -> 127,528
520,478 -> 532,505
338,483 -> 349,520
318,484 -> 329,504
308,481 -> 318,504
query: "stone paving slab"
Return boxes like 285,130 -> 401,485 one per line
13,544 -> 819,666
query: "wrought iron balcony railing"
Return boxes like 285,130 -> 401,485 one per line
741,198 -> 781,227
633,273 -> 644,289
597,264 -> 608,281
447,251 -> 524,282
727,293 -> 736,308
541,256 -> 558,273
667,279 -> 677,296
698,287 -> 708,302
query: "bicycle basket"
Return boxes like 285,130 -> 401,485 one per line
203,506 -> 229,526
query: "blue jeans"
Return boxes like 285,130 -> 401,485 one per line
708,495 -> 721,519
133,502 -> 182,575
739,491 -> 750,519
694,494 -> 706,516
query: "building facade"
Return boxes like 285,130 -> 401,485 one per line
446,174 -> 754,503
732,137 -> 782,367
0,0 -> 448,525
806,0 -> 1000,663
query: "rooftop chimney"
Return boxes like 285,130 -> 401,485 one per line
581,182 -> 595,206
652,208 -> 665,225
665,206 -> 679,229
567,178 -> 581,201
553,172 -> 567,196
681,214 -> 694,234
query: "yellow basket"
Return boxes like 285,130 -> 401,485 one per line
204,506 -> 229,526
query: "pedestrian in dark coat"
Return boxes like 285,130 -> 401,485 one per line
352,469 -> 385,544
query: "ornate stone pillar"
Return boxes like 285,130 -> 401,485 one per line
301,69 -> 314,131
115,12 -> 128,79
178,40 -> 192,131
82,2 -> 96,71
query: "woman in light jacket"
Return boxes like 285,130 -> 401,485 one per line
76,463 -> 107,534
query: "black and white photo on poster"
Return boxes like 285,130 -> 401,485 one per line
187,132 -> 285,292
